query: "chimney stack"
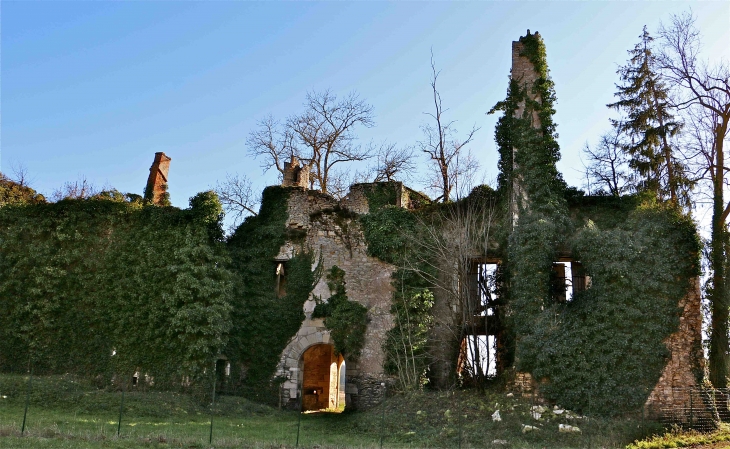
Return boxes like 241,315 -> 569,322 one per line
145,152 -> 172,205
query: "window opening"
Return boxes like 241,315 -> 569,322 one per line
275,261 -> 287,297
460,261 -> 500,383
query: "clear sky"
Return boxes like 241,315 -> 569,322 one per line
2,1 -> 729,219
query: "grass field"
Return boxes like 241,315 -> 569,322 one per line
0,374 -> 686,449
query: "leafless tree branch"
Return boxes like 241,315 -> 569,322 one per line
215,173 -> 260,229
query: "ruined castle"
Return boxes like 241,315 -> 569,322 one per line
142,32 -> 703,417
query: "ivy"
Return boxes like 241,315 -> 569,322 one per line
360,205 -> 419,266
360,203 -> 439,388
522,203 -> 700,415
487,31 -> 701,415
362,182 -> 400,213
0,192 -> 232,384
312,266 -> 368,360
226,186 -> 318,403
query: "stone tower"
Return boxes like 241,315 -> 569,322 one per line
509,30 -> 542,227
281,156 -> 310,189
145,152 -> 172,205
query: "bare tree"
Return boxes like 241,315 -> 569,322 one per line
419,53 -> 480,203
657,11 -> 730,387
246,115 -> 296,182
409,194 -> 498,386
370,141 -> 416,182
214,173 -> 259,228
583,129 -> 631,196
8,162 -> 32,188
52,176 -> 98,201
247,91 -> 374,195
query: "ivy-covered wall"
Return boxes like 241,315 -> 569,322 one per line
225,186 -> 317,404
487,31 -> 701,415
0,191 -> 232,384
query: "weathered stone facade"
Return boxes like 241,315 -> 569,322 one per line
275,186 -> 400,410
267,30 -> 704,416
645,278 -> 704,418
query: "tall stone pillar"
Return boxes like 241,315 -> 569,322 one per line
145,152 -> 172,205
509,30 -> 542,228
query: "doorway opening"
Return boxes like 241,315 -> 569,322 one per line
301,344 -> 346,412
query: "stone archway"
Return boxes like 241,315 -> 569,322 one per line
300,344 -> 346,411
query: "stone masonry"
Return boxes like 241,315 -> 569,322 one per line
276,186 -> 401,409
645,278 -> 704,419
145,152 -> 171,205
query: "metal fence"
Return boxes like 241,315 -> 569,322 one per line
0,374 -> 725,448
659,387 -> 730,432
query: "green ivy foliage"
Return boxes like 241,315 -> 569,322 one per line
488,31 -> 701,416
521,203 -> 700,415
362,182 -> 401,213
490,31 -> 573,360
384,282 -> 434,391
226,186 -> 317,403
312,266 -> 368,360
490,33 -> 566,209
0,192 -> 232,384
360,205 -> 418,266
360,201 -> 439,387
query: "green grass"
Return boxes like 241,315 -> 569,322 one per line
626,423 -> 730,449
0,374 -> 669,448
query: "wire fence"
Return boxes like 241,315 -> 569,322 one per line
659,387 -> 730,432
0,374 -> 724,448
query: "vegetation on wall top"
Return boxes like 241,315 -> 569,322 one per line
0,191 -> 232,384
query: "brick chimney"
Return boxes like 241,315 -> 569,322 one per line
145,152 -> 172,205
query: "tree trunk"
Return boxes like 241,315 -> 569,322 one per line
709,122 -> 729,388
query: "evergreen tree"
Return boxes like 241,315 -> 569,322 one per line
608,26 -> 691,206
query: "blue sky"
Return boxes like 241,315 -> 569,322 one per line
2,1 -> 729,219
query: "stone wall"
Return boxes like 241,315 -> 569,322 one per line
275,184 -> 398,410
645,277 -> 704,418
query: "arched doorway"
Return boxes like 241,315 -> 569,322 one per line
301,344 -> 346,411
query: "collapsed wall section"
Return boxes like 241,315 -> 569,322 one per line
645,278 -> 704,418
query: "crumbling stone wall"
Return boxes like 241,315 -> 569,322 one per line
645,278 -> 704,418
276,185 -> 396,410
271,32 -> 704,415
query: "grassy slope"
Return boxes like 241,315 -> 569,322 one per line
0,374 -> 664,448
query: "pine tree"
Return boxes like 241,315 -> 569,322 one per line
608,26 -> 691,205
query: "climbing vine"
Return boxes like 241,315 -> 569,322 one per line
488,32 -> 701,415
312,266 -> 368,360
524,202 -> 700,415
0,191 -> 232,384
226,186 -> 318,403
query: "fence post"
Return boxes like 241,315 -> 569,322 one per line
641,404 -> 645,439
296,387 -> 302,449
117,384 -> 125,437
21,365 -> 33,436
379,383 -> 387,449
690,388 -> 694,429
209,360 -> 217,445
457,389 -> 462,449
587,389 -> 592,449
